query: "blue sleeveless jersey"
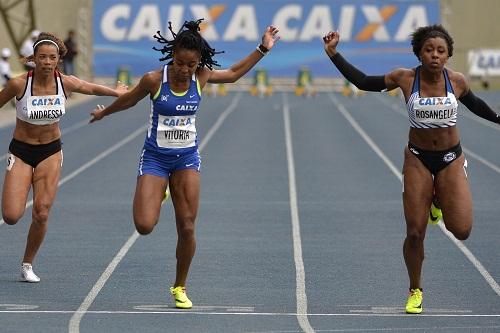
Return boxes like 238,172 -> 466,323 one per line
144,65 -> 202,155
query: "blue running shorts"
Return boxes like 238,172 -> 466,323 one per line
138,148 -> 201,178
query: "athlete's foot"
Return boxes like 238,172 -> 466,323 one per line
170,286 -> 192,309
405,288 -> 423,314
428,202 -> 443,225
21,263 -> 40,283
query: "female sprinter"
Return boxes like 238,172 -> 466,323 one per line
90,19 -> 280,308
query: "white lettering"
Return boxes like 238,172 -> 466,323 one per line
128,5 -> 161,41
101,4 -> 130,41
299,6 -> 334,41
273,5 -> 302,40
223,5 -> 258,41
360,6 -> 390,42
337,6 -> 356,40
190,5 -> 220,40
395,6 -> 429,41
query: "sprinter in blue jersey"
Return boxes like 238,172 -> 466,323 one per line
323,25 -> 500,314
90,19 -> 280,309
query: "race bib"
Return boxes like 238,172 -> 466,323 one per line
412,97 -> 457,124
156,115 -> 197,148
26,95 -> 65,124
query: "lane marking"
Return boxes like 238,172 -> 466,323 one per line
0,125 -> 147,226
329,93 -> 500,297
283,93 -> 315,333
69,93 -> 242,333
1,309 -> 499,317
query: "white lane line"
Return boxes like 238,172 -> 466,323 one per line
68,93 -> 242,333
329,93 -> 500,297
0,125 -> 148,226
3,310 -> 500,317
283,93 -> 315,333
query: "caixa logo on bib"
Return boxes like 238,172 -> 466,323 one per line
31,97 -> 62,106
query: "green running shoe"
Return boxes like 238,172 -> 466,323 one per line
428,202 -> 442,225
405,288 -> 423,314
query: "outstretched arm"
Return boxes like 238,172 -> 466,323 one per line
460,90 -> 500,124
453,72 -> 500,124
90,72 -> 157,123
63,75 -> 128,97
202,25 -> 280,85
323,31 -> 395,92
0,78 -> 19,108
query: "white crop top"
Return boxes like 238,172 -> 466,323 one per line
16,71 -> 66,125
406,66 -> 458,129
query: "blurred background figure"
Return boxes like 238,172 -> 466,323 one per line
19,29 -> 40,70
0,47 -> 12,89
63,30 -> 78,75
295,66 -> 316,98
204,83 -> 227,97
250,68 -> 272,98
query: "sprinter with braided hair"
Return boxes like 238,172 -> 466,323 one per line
90,19 -> 280,308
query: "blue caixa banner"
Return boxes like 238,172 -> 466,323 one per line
93,0 -> 439,77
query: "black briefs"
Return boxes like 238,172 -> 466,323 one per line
9,138 -> 62,168
408,141 -> 462,175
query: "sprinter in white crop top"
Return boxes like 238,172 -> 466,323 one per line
323,24 -> 500,314
0,32 -> 127,283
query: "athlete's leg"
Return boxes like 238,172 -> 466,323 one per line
169,169 -> 199,287
23,151 -> 62,263
2,154 -> 33,225
133,174 -> 168,235
402,147 -> 434,289
434,155 -> 472,240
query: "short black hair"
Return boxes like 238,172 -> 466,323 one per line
411,24 -> 454,60
153,19 -> 224,70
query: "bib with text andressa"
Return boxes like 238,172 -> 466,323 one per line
156,115 -> 197,148
26,95 -> 66,125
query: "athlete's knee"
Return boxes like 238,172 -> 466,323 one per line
134,220 -> 156,235
406,229 -> 425,248
2,213 -> 20,225
448,225 -> 471,241
32,201 -> 52,224
176,219 -> 195,240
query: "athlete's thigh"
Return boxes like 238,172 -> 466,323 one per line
2,154 -> 33,218
434,154 -> 472,229
32,151 -> 63,209
169,169 -> 200,221
402,147 -> 434,229
133,174 -> 168,223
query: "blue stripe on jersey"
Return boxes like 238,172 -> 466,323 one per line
144,65 -> 202,155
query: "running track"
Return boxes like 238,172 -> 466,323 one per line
0,91 -> 498,332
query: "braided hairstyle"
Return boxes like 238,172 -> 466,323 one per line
153,19 -> 224,70
411,24 -> 454,60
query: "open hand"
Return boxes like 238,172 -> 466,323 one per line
261,25 -> 280,50
89,104 -> 106,123
115,80 -> 129,96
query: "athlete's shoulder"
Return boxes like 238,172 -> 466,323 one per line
8,73 -> 28,91
141,70 -> 162,85
445,67 -> 468,97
